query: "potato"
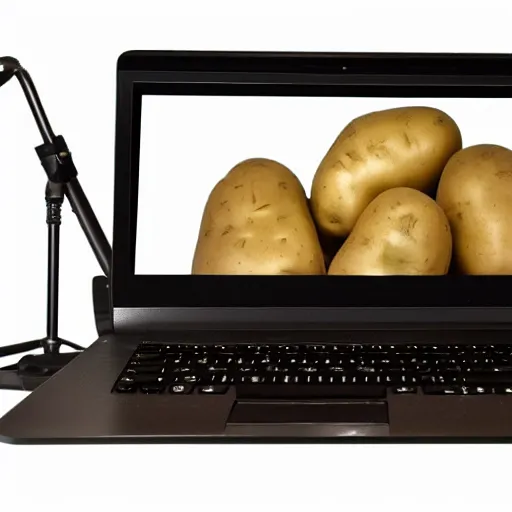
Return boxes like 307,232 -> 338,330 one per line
328,187 -> 452,275
436,144 -> 512,274
311,106 -> 462,237
192,158 -> 326,274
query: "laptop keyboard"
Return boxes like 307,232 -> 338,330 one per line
113,342 -> 512,398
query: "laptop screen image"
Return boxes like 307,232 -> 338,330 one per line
135,94 -> 512,277
109,52 -> 512,318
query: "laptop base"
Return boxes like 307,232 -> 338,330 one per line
2,332 -> 512,444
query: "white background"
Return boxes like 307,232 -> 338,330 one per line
2,1 -> 512,509
138,95 -> 511,273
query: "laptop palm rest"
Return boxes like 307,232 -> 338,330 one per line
225,401 -> 390,437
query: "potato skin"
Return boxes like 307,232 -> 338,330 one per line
311,106 -> 462,237
192,158 -> 326,275
436,144 -> 512,274
328,187 -> 452,275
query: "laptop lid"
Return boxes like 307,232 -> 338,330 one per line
112,51 -> 512,333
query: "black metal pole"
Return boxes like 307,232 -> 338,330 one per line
48,223 -> 59,341
46,182 -> 64,353
16,67 -> 54,144
65,178 -> 111,277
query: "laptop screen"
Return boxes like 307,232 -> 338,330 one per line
134,94 -> 512,277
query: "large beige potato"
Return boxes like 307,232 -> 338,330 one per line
328,187 -> 452,275
311,106 -> 462,237
436,144 -> 512,274
192,158 -> 325,274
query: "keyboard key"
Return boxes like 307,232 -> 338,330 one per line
132,374 -> 165,384
236,384 -> 386,399
169,384 -> 194,394
217,348 -> 236,355
305,345 -> 325,352
357,365 -> 376,373
208,366 -> 229,372
134,352 -> 165,361
392,386 -> 417,394
137,346 -> 162,354
237,345 -> 258,353
115,382 -> 136,393
175,345 -> 197,352
423,386 -> 464,395
466,386 -> 494,395
140,383 -> 165,394
298,366 -> 318,373
333,346 -> 356,354
387,367 -> 406,373
493,386 -> 512,395
465,372 -> 512,384
198,385 -> 229,394
127,364 -> 163,373
235,375 -> 264,384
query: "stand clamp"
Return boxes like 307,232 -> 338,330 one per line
36,135 -> 78,184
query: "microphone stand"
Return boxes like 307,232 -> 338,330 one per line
0,57 -> 112,391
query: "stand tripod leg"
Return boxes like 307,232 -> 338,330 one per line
0,339 -> 42,358
58,339 -> 85,351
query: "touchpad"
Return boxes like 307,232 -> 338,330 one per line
228,401 -> 388,424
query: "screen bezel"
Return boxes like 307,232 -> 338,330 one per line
112,51 -> 512,325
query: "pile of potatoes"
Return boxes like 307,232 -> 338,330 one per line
192,106 -> 512,276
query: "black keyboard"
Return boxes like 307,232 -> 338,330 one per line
113,342 -> 512,398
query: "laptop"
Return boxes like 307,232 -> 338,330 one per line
1,50 -> 512,443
